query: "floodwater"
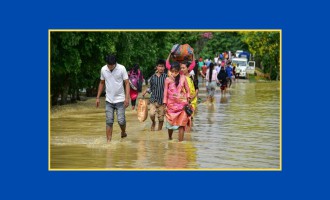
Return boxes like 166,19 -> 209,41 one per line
50,79 -> 280,170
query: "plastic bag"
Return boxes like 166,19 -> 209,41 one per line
137,98 -> 148,122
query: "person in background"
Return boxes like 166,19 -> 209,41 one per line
214,53 -> 219,64
181,60 -> 198,116
232,63 -> 237,82
198,57 -> 204,77
205,63 -> 218,103
217,66 -> 228,95
201,63 -> 207,79
96,54 -> 130,143
206,57 -> 211,67
215,62 -> 221,74
128,64 -> 143,110
190,60 -> 200,105
225,61 -> 233,88
235,63 -> 240,79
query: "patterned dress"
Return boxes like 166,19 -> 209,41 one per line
163,75 -> 190,130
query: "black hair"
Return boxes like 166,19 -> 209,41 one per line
209,62 -> 214,82
132,64 -> 139,73
105,54 -> 116,65
191,64 -> 199,90
171,62 -> 181,87
181,59 -> 191,68
156,59 -> 166,66
193,63 -> 198,79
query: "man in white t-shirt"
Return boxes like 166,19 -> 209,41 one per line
96,54 -> 130,143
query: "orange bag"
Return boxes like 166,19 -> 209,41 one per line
171,44 -> 194,62
137,98 -> 148,122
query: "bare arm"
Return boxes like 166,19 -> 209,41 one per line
188,53 -> 195,71
205,69 -> 209,81
143,76 -> 152,96
194,89 -> 199,99
142,88 -> 149,97
163,78 -> 169,105
124,79 -> 130,108
166,52 -> 171,70
96,80 -> 105,107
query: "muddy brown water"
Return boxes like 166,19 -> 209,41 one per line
50,80 -> 280,170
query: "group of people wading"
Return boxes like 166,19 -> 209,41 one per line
96,48 -> 235,143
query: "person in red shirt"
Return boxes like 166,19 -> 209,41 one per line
201,64 -> 207,79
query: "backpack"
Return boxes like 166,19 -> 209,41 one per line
129,70 -> 139,91
129,70 -> 143,92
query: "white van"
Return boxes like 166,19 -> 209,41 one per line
246,61 -> 256,75
232,58 -> 255,78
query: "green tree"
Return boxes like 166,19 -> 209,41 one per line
241,31 -> 280,80
50,32 -> 118,105
51,30 -> 280,106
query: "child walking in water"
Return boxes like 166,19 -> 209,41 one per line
163,62 -> 191,142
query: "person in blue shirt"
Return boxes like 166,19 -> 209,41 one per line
225,61 -> 233,88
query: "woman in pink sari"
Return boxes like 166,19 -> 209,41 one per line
163,62 -> 191,142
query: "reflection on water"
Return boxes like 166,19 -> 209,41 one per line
50,81 -> 280,170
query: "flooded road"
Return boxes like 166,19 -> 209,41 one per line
50,80 -> 280,170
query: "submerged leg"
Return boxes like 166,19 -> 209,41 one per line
168,129 -> 173,140
158,121 -> 164,131
106,126 -> 113,143
178,127 -> 184,142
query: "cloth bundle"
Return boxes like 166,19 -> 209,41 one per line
171,44 -> 194,62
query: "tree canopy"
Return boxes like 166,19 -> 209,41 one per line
50,30 -> 280,105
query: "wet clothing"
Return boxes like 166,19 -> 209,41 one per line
149,102 -> 165,122
105,101 -> 126,127
217,69 -> 228,90
163,75 -> 190,130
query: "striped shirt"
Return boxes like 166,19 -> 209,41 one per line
148,73 -> 167,104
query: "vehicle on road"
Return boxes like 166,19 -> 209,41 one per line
235,50 -> 243,58
232,57 -> 255,78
